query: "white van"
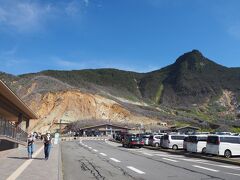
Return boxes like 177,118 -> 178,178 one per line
161,134 -> 186,150
206,135 -> 240,158
187,135 -> 207,153
142,134 -> 151,145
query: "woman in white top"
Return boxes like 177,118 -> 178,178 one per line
27,132 -> 35,159
43,131 -> 53,160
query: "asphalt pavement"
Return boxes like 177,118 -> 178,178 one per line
61,139 -> 240,180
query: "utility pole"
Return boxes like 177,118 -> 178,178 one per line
59,119 -> 62,137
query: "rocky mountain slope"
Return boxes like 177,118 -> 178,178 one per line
1,76 -> 158,132
1,50 -> 240,132
29,89 -> 157,133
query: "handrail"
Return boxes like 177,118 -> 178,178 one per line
0,117 -> 28,143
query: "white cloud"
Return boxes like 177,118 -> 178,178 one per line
56,60 -> 80,67
53,57 -> 86,69
0,1 -> 51,32
65,1 -> 80,16
84,0 -> 89,7
0,48 -> 27,68
0,0 -> 89,33
4,59 -> 27,67
51,56 -> 144,72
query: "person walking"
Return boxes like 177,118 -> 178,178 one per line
27,132 -> 35,159
43,131 -> 53,160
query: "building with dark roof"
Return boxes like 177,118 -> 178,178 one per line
168,126 -> 200,134
77,123 -> 129,136
0,80 -> 38,151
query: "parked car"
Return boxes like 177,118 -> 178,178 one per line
206,135 -> 240,158
122,134 -> 144,148
183,136 -> 189,151
142,134 -> 151,146
136,133 -> 145,138
187,135 -> 207,153
149,134 -> 163,147
215,132 -> 232,135
115,132 -> 128,142
161,134 -> 186,150
160,135 -> 164,147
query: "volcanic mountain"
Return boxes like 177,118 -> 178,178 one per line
1,50 -> 240,132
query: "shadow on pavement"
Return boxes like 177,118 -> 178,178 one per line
118,145 -> 143,149
7,157 -> 45,160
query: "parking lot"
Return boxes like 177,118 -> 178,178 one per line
144,145 -> 240,165
114,132 -> 240,160
61,138 -> 240,180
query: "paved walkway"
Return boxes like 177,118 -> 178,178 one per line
0,142 -> 62,180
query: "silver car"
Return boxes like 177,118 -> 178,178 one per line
149,134 -> 163,147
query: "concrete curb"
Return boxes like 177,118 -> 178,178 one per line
58,142 -> 63,180
144,146 -> 240,166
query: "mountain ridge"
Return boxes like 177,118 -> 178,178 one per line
1,50 -> 240,131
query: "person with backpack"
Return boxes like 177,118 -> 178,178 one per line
27,132 -> 35,159
43,131 -> 53,160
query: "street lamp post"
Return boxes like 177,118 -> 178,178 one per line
59,119 -> 62,137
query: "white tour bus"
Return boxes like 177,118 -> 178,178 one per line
161,134 -> 186,150
187,135 -> 208,153
206,135 -> 240,158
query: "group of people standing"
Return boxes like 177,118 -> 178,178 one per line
27,131 -> 53,160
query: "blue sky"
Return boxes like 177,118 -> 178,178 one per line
0,0 -> 240,75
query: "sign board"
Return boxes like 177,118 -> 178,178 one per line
54,133 -> 60,144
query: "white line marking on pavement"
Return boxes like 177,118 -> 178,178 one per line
162,158 -> 179,162
220,165 -> 240,170
155,154 -> 185,158
88,147 -> 92,149
93,149 -> 98,152
127,166 -> 145,174
142,152 -> 153,156
225,172 -> 240,177
180,158 -> 207,162
194,162 -> 240,170
6,146 -> 44,180
192,165 -> 219,172
100,153 -> 107,156
110,158 -> 121,162
150,152 -> 169,154
126,149 -> 143,152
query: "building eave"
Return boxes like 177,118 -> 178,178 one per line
80,123 -> 130,130
0,80 -> 38,119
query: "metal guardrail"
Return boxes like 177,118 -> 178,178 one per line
0,117 -> 28,143
61,136 -> 109,141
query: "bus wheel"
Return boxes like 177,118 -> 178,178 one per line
202,147 -> 206,154
224,150 -> 232,158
